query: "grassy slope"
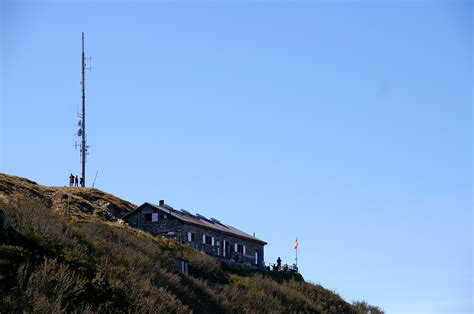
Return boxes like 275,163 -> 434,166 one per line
0,173 -> 381,313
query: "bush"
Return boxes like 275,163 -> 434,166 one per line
352,300 -> 385,314
23,258 -> 87,312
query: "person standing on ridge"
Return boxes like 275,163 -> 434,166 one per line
69,173 -> 74,187
276,257 -> 282,271
74,175 -> 79,187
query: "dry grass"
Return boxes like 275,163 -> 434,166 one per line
0,172 -> 382,313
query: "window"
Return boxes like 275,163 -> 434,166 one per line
255,249 -> 259,265
237,244 -> 244,254
145,213 -> 158,222
144,213 -> 152,222
203,235 -> 213,245
187,232 -> 196,242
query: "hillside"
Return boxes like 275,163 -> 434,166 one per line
0,173 -> 382,313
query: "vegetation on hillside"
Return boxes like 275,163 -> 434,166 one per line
0,173 -> 383,313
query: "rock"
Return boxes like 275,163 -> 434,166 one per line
0,210 -> 21,244
0,210 -> 11,230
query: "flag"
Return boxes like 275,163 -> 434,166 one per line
294,237 -> 299,249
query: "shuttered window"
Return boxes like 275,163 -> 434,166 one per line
144,213 -> 152,222
188,232 -> 196,242
204,235 -> 212,245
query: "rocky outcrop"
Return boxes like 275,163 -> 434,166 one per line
0,210 -> 20,244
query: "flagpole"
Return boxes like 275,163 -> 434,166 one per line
295,237 -> 298,268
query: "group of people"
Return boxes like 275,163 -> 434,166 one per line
270,257 -> 287,272
268,257 -> 298,273
68,173 -> 84,187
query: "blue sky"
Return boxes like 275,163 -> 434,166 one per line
1,0 -> 472,312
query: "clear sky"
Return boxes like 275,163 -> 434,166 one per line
1,0 -> 472,312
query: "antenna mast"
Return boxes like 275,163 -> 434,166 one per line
81,32 -> 86,187
77,32 -> 91,187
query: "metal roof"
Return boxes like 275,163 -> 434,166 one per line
124,202 -> 267,245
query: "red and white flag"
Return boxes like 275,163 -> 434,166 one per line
294,237 -> 299,249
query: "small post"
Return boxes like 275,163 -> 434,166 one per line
67,194 -> 71,215
92,170 -> 99,188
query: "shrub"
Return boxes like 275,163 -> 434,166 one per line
352,300 -> 385,314
23,258 -> 87,312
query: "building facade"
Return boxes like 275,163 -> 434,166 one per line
123,201 -> 266,267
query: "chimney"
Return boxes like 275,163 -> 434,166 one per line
159,200 -> 164,207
